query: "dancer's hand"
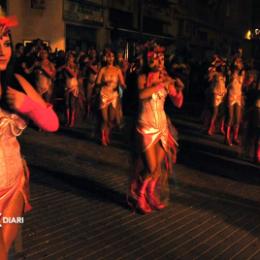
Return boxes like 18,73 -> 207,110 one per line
6,87 -> 26,111
174,78 -> 184,91
168,84 -> 177,96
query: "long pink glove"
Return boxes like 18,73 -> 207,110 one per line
17,95 -> 59,132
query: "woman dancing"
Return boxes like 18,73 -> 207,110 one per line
63,52 -> 79,127
0,16 -> 59,259
129,46 -> 183,214
96,50 -> 126,146
225,58 -> 245,145
207,62 -> 227,136
34,48 -> 56,103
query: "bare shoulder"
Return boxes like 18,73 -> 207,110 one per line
99,67 -> 106,74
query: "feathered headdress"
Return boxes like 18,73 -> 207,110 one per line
0,14 -> 18,37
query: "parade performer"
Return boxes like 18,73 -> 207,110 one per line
63,53 -> 79,127
226,58 -> 245,145
96,50 -> 126,146
0,16 -> 59,259
128,45 -> 183,214
207,62 -> 227,135
35,49 -> 56,103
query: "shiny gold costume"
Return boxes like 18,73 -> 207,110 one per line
99,68 -> 120,109
228,72 -> 244,107
0,109 -> 31,213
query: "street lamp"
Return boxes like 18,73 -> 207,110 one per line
245,29 -> 252,40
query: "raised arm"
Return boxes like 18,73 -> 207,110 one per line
138,74 -> 164,100
118,68 -> 126,89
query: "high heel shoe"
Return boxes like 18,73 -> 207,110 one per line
233,126 -> 240,145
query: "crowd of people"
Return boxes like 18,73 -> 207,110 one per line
0,14 -> 259,258
12,37 -> 260,163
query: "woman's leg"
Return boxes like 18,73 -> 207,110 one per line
208,105 -> 218,135
2,191 -> 24,255
233,104 -> 241,144
69,95 -> 77,128
139,141 -> 166,211
0,230 -> 7,260
137,143 -> 157,213
101,107 -> 109,145
147,142 -> 166,209
226,104 -> 234,145
115,98 -> 123,128
65,92 -> 70,126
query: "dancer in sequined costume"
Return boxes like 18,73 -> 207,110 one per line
96,51 -> 126,145
0,16 -> 59,259
129,46 -> 183,214
225,58 -> 245,146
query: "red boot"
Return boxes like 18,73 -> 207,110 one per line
66,108 -> 70,126
147,178 -> 166,210
101,129 -> 107,146
220,119 -> 225,135
137,178 -> 152,214
105,128 -> 110,145
207,119 -> 215,136
225,126 -> 232,146
69,110 -> 76,127
233,126 -> 240,145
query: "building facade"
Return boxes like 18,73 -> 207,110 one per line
1,0 -> 254,59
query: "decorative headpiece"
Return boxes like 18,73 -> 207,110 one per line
105,49 -> 114,57
0,16 -> 18,37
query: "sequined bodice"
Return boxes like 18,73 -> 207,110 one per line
229,73 -> 243,95
102,68 -> 119,89
213,74 -> 226,95
0,109 -> 26,189
138,72 -> 168,130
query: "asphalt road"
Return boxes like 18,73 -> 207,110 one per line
10,120 -> 260,259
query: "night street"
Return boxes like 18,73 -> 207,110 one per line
10,117 -> 260,260
0,0 -> 259,259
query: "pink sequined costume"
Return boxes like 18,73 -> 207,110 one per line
0,109 -> 31,213
99,68 -> 120,109
0,95 -> 59,214
129,72 -> 180,207
211,73 -> 227,107
137,72 -> 172,152
228,72 -> 244,107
